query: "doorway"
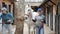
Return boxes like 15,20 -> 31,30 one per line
55,3 -> 60,34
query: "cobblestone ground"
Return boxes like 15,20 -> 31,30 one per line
44,24 -> 55,34
0,25 -> 16,34
0,23 -> 55,34
23,23 -> 55,34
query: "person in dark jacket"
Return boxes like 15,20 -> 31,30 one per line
0,7 -> 14,34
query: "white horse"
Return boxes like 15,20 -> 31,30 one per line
24,4 -> 35,34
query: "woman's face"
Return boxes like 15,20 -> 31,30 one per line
2,10 -> 7,14
38,10 -> 43,15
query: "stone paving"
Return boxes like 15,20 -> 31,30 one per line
44,24 -> 55,34
23,23 -> 55,34
0,23 -> 55,34
0,25 -> 16,34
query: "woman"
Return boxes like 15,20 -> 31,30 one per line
35,8 -> 45,34
0,7 -> 14,34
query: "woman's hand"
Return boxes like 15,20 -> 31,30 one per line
7,20 -> 12,22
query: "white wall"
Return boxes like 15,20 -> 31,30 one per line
53,5 -> 56,32
49,13 -> 51,28
25,3 -> 41,6
53,14 -> 55,32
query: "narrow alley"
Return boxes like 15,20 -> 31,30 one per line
0,0 -> 60,34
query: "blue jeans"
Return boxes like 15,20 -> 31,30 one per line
2,24 -> 12,34
36,26 -> 44,34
